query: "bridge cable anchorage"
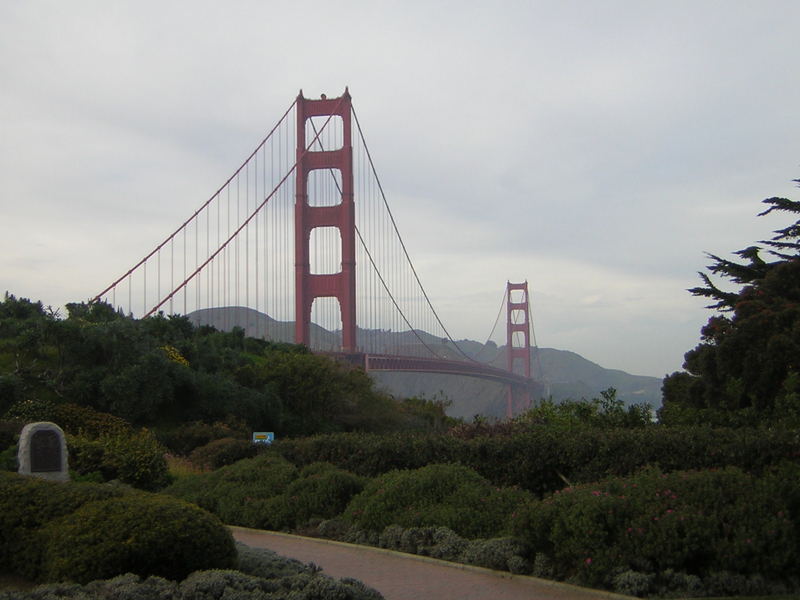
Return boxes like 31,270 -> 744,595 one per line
351,106 -> 478,363
307,117 -> 444,359
91,98 -> 299,305
139,97 -> 346,318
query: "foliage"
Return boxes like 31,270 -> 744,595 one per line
51,402 -> 132,437
0,471 -> 125,575
67,428 -> 171,490
396,395 -> 460,431
0,444 -> 16,471
342,463 -> 532,538
0,419 -> 21,455
164,456 -> 365,531
156,418 -> 250,456
241,348 -> 402,435
0,293 -> 452,441
33,494 -> 236,584
271,462 -> 367,528
235,542 -> 315,579
0,571 -> 386,600
461,537 -> 530,573
662,186 -> 800,426
273,427 -> 800,497
514,388 -> 652,429
188,437 -> 259,470
511,465 -> 800,590
163,454 -> 299,527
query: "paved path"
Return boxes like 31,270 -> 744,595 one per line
230,527 -> 631,600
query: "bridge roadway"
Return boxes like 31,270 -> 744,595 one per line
231,527 -> 631,600
327,352 -> 535,389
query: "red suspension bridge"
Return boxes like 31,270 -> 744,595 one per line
92,89 -> 541,417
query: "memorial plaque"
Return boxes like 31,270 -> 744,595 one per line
18,422 -> 69,482
30,429 -> 61,472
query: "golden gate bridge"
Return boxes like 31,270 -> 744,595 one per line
91,89 -> 540,417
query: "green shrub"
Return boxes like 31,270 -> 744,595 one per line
163,453 -> 298,527
79,573 -> 179,600
273,427 -> 800,497
277,463 -> 366,527
158,419 -> 250,456
612,570 -> 655,597
235,542 -> 315,579
382,525 -> 470,561
317,518 -> 352,540
461,538 -> 530,573
0,444 -> 16,471
0,419 -> 21,450
0,471 -> 126,574
3,398 -> 58,422
37,494 -> 237,583
189,437 -> 258,470
1,566 -> 384,600
51,403 -> 132,437
68,428 -> 170,490
426,527 -> 469,562
343,463 -> 532,538
512,466 -> 800,588
166,457 -> 365,532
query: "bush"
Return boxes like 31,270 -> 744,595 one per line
68,428 -> 170,490
276,463 -> 366,527
165,457 -> 365,532
235,542 -> 315,579
1,472 -> 127,578
189,437 -> 258,470
273,427 -> 800,497
0,419 -> 22,450
36,494 -> 237,583
2,398 -> 58,423
461,538 -> 530,573
378,525 -> 469,561
163,454 -> 298,527
343,463 -> 532,539
0,566 -> 384,600
52,403 -> 132,437
158,419 -> 250,456
612,570 -> 655,597
512,465 -> 800,588
0,444 -> 16,471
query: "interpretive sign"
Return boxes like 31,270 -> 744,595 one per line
252,432 -> 275,445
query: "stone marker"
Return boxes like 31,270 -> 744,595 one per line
18,422 -> 69,482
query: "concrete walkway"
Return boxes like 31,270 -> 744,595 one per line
230,527 -> 632,600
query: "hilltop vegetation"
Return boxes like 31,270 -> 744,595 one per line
0,294 -> 455,435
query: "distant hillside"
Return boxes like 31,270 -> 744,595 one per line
187,306 -> 663,419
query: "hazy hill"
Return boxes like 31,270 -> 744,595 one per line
188,306 -> 663,419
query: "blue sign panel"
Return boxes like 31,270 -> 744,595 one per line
252,432 -> 275,445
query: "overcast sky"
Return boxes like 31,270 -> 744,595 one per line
2,1 -> 799,378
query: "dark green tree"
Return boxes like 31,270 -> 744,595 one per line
661,181 -> 800,426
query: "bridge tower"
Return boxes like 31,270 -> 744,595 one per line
506,281 -> 532,417
294,89 -> 357,352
